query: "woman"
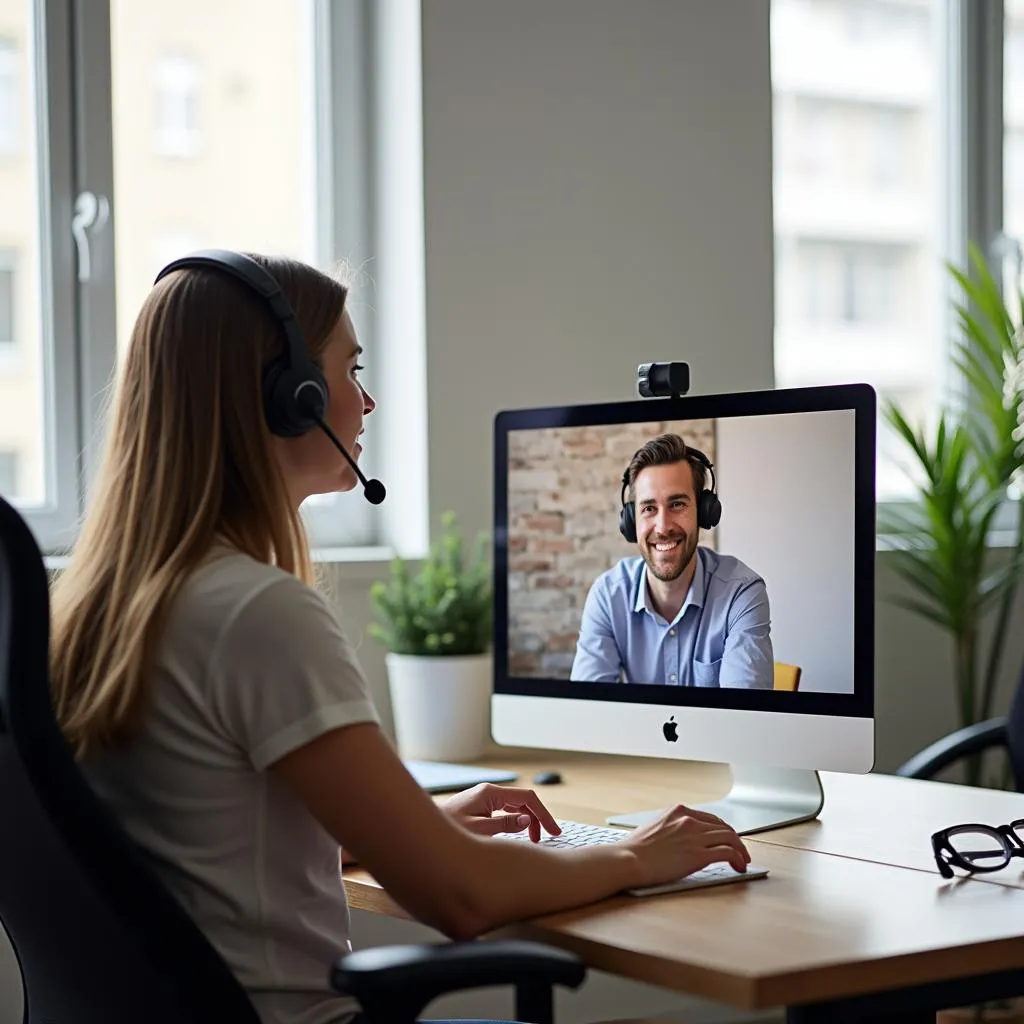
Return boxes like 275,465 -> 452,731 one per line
49,252 -> 750,1024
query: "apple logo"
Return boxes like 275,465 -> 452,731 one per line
662,716 -> 678,742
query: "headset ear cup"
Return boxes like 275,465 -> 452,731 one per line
262,360 -> 327,438
619,502 -> 637,544
699,491 -> 722,531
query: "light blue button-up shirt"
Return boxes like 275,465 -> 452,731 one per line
569,546 -> 774,688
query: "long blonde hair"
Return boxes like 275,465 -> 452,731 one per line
50,254 -> 349,759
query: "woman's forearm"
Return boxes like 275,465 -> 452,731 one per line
450,836 -> 642,937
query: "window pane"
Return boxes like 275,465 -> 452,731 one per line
110,0 -> 320,354
0,3 -> 46,506
1005,1 -> 1024,296
109,1 -> 375,545
771,0 -> 943,501
0,448 -> 17,495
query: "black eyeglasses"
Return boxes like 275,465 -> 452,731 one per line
931,820 -> 1024,878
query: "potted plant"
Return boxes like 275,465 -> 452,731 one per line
883,244 -> 1024,1023
882,243 -> 1024,789
368,510 -> 494,761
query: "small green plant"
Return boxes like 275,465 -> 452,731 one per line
368,510 -> 493,656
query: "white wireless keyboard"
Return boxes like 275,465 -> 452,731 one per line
501,818 -> 769,896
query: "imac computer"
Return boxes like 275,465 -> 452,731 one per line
490,381 -> 875,836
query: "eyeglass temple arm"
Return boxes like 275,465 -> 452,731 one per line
897,717 -> 1009,781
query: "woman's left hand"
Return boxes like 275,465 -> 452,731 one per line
443,783 -> 562,843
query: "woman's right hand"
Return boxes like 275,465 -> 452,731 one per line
619,804 -> 751,886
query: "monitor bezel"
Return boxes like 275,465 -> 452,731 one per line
492,382 -> 875,720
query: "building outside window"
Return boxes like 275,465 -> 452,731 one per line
153,53 -> 201,157
0,37 -> 18,155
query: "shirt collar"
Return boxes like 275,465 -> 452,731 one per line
633,546 -> 708,622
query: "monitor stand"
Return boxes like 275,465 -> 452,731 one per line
605,764 -> 824,837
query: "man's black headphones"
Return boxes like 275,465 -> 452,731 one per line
618,445 -> 721,544
152,248 -> 386,504
153,248 -> 328,438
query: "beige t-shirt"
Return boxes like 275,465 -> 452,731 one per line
84,547 -> 380,1024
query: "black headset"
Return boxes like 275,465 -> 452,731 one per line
618,445 -> 721,544
153,248 -> 386,504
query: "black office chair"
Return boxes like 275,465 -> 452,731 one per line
0,494 -> 585,1024
895,669 -> 1024,789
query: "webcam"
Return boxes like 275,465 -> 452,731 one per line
637,362 -> 690,400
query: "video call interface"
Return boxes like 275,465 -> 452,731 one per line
504,408 -> 858,696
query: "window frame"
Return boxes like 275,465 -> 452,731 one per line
937,0 -> 1021,545
298,0 -> 381,552
873,0 -> 1016,546
8,0 -> 85,555
772,0 -> 1019,548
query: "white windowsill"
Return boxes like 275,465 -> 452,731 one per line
875,496 -> 1022,553
876,528 -> 1022,553
44,546 -> 403,578
311,545 -> 398,580
43,533 -> 1018,574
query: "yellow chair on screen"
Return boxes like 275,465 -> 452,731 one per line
773,661 -> 802,692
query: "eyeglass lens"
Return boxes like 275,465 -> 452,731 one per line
948,827 -> 1011,870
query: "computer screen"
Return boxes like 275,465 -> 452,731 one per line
491,383 -> 875,774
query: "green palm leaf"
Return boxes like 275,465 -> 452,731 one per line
885,245 -> 1024,766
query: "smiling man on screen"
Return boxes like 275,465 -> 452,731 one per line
570,433 -> 773,688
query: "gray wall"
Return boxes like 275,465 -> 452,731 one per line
418,0 -> 777,543
717,409 -> 857,695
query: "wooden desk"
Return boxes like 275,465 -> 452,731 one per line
760,770 -> 1024,889
344,750 -> 1024,1022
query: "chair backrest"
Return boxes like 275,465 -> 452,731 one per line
773,661 -> 802,692
1006,662 -> 1024,792
0,497 -> 260,1024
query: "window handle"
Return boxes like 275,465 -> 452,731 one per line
71,190 -> 111,283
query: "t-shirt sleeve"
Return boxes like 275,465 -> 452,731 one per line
208,574 -> 381,771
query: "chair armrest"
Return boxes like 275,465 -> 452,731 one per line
330,939 -> 586,1024
895,716 -> 1009,780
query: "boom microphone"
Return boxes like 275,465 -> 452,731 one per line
309,413 -> 387,505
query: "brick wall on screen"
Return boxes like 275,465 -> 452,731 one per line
507,419 -> 716,678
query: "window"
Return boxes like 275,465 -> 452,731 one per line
152,53 -> 201,157
789,98 -> 914,189
0,451 -> 17,496
1008,22 -> 1024,96
772,0 -> 944,502
0,36 -> 17,155
1007,2 -> 1024,258
109,0 -> 377,548
0,0 -> 386,552
0,4 -> 69,523
842,0 -> 929,51
870,108 -> 911,187
0,253 -> 13,346
795,100 -> 842,180
798,241 -> 908,326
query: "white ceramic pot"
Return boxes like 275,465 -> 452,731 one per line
385,651 -> 493,761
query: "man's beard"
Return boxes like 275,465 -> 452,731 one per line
640,530 -> 698,582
